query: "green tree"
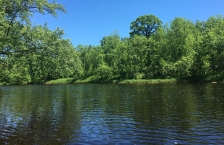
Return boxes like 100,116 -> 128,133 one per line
164,18 -> 196,78
100,32 -> 120,68
189,20 -> 210,78
130,14 -> 162,38
78,45 -> 104,78
146,27 -> 166,78
113,38 -> 130,78
129,35 -> 148,78
0,24 -> 82,84
203,15 -> 224,79
0,0 -> 85,84
0,0 -> 65,55
37,27 -> 82,81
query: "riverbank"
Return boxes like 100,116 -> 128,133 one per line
45,76 -> 224,85
45,77 -> 177,85
1,75 -> 223,85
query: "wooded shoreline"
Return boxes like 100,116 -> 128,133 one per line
1,1 -> 224,85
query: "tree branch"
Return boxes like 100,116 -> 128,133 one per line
6,0 -> 24,36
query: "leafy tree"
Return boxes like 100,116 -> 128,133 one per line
130,14 -> 162,38
189,20 -> 210,78
0,48 -> 32,84
0,0 -> 85,84
78,45 -> 104,78
96,62 -> 113,80
203,15 -> 224,79
162,18 -> 196,78
0,24 -> 82,84
129,35 -> 148,78
0,0 -> 65,55
146,27 -> 166,78
165,18 -> 195,62
100,32 -> 120,68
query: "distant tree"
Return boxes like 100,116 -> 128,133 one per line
130,15 -> 162,38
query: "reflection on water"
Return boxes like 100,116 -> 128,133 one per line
0,83 -> 224,144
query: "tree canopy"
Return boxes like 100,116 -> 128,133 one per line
129,14 -> 162,38
0,0 -> 65,55
1,8 -> 224,84
0,0 -> 82,84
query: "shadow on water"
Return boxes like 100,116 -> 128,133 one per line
0,83 -> 224,144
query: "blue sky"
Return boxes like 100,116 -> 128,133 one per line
31,0 -> 224,47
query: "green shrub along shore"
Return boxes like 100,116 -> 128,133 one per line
1,0 -> 224,85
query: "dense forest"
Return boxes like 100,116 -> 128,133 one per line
1,0 -> 224,85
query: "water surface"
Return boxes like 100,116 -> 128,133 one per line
0,83 -> 224,144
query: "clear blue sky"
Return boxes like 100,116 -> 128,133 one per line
31,0 -> 224,47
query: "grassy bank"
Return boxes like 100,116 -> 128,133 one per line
45,77 -> 177,85
2,74 -> 223,85
45,78 -> 74,84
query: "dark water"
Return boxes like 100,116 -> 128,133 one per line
0,83 -> 224,144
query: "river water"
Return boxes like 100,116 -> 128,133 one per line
0,83 -> 224,144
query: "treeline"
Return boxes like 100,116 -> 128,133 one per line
0,0 -> 224,84
77,15 -> 224,82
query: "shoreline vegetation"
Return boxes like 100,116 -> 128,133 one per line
1,78 -> 177,85
1,76 -> 223,86
43,77 -> 224,85
45,78 -> 177,84
1,1 -> 224,86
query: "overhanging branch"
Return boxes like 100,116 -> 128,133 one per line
0,47 -> 46,56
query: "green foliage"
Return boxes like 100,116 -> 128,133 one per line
134,72 -> 145,79
75,15 -> 224,82
130,15 -> 162,38
96,63 -> 113,80
45,78 -> 74,84
0,0 -> 82,84
78,45 -> 103,78
1,6 -> 224,84
0,0 -> 65,55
